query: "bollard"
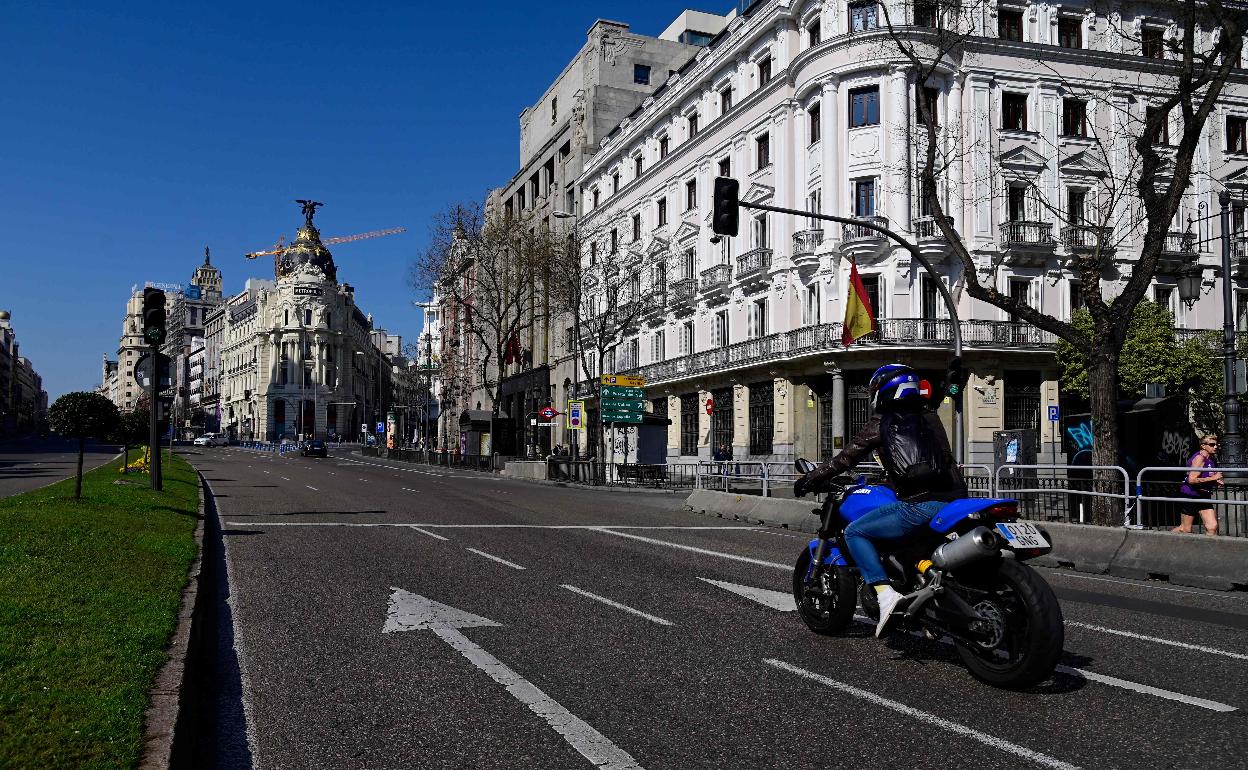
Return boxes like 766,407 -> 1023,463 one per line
762,463 -> 770,498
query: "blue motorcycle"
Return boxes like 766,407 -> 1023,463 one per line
792,458 -> 1064,689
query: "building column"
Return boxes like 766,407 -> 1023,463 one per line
947,74 -> 965,234
772,102 -> 796,258
772,378 -> 793,461
820,76 -> 840,228
830,367 -> 845,450
887,65 -> 911,233
698,388 -> 712,460
733,383 -> 748,459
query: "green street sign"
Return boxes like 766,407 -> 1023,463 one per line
602,385 -> 645,399
601,398 -> 645,412
602,412 -> 644,423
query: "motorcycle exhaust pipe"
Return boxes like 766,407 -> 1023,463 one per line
931,526 -> 1000,571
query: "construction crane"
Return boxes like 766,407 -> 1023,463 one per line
244,227 -> 407,278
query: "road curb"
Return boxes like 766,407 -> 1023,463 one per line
138,468 -> 207,769
683,490 -> 1248,590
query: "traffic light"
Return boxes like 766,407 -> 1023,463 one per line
142,287 -> 167,346
712,176 -> 739,237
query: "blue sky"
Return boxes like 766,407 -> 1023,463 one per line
0,1 -> 719,400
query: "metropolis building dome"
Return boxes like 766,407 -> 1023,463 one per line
279,200 -> 337,282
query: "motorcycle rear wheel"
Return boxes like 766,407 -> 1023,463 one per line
792,550 -> 858,635
952,559 -> 1064,689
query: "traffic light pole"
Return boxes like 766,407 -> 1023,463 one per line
735,199 -> 965,463
149,340 -> 163,491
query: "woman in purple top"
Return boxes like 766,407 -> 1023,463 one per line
1174,435 -> 1222,536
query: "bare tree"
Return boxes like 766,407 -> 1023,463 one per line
875,0 -> 1244,522
411,203 -> 556,451
550,222 -> 660,460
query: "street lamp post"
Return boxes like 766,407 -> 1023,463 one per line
1219,190 -> 1244,466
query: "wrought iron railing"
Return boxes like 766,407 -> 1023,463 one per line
842,215 -> 890,242
1000,220 -> 1056,247
736,248 -> 773,280
1060,224 -> 1114,250
1160,229 -> 1197,255
671,278 -> 696,302
1234,235 -> 1248,259
792,229 -> 824,257
620,319 -> 1057,384
699,263 -> 732,291
913,215 -> 955,239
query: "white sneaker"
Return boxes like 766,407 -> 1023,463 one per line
874,587 -> 909,638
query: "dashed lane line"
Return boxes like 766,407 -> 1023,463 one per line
765,659 -> 1080,770
560,584 -> 674,626
465,547 -> 526,570
1067,621 -> 1248,662
306,485 -> 319,491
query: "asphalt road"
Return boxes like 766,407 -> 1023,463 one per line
186,446 -> 1248,770
0,436 -> 119,498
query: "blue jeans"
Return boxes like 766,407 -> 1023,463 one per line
844,500 -> 946,585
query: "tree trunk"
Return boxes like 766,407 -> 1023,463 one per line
75,435 -> 85,499
122,443 -> 129,474
1087,350 -> 1123,526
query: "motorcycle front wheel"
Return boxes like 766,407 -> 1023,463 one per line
951,558 -> 1064,689
792,549 -> 858,635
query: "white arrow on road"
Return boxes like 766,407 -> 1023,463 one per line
383,588 -> 645,769
698,578 -> 795,611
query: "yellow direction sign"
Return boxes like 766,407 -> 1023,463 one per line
600,374 -> 646,388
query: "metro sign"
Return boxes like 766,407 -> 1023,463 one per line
539,406 -> 559,420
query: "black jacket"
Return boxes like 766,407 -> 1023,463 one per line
806,410 -> 967,503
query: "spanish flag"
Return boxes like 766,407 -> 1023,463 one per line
842,259 -> 876,346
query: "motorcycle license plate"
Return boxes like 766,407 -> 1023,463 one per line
995,522 -> 1049,549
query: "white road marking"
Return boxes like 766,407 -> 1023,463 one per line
560,584 -> 674,626
280,476 -> 291,481
263,470 -> 270,475
465,547 -> 526,570
698,578 -> 793,611
223,522 -> 759,531
1043,569 -> 1248,601
765,658 -> 1080,770
1055,665 -> 1236,712
306,485 -> 318,491
406,526 -> 449,541
1067,621 -> 1248,662
383,589 -> 643,769
592,528 -> 789,570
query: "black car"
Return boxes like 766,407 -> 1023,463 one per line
301,439 -> 328,458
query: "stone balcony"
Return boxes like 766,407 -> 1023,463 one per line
792,229 -> 824,271
699,263 -> 732,302
1155,230 -> 1198,274
999,221 -> 1056,267
841,215 -> 890,262
735,247 -> 773,290
912,215 -> 955,263
1060,224 -> 1115,255
669,277 -> 696,314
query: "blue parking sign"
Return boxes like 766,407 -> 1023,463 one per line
376,422 -> 385,434
1047,405 -> 1060,422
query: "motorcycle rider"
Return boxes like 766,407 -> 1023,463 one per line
794,363 -> 967,638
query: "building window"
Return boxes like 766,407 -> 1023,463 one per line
712,387 -> 733,454
551,96 -> 557,123
1003,371 -> 1041,431
1058,17 -> 1081,48
1228,116 -> 1247,153
849,86 -> 880,127
802,284 -> 821,325
861,274 -> 882,317
680,320 -> 694,355
683,248 -> 695,280
659,135 -> 670,159
634,63 -> 651,85
809,102 -> 821,144
1154,284 -> 1175,314
650,331 -> 665,362
854,179 -> 876,216
1067,188 -> 1087,224
1008,186 -> 1028,221
756,132 -> 771,168
748,297 -> 769,338
850,2 -> 879,31
748,382 -> 774,455
915,85 -> 939,127
758,56 -> 772,87
633,155 -> 643,177
680,393 -> 699,456
688,113 -> 699,138
686,179 -> 697,211
752,214 -> 769,249
657,197 -> 668,226
590,241 -> 598,264
914,0 -> 938,28
610,228 -> 618,254
1062,98 -> 1087,137
1070,281 -> 1084,316
1002,92 -> 1028,131
632,213 -> 642,241
999,9 -> 1023,40
718,156 -> 731,177
304,308 -> 312,325
1146,106 -> 1170,145
1142,28 -> 1165,59
612,171 -> 620,194
720,87 -> 733,114
713,310 -> 729,347
807,18 -> 822,47
592,187 -> 600,208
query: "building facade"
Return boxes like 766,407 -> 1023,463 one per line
569,0 -> 1247,465
0,311 -> 47,436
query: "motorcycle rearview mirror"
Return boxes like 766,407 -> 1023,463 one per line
795,458 -> 816,474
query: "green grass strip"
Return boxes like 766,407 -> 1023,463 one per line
0,450 -> 199,769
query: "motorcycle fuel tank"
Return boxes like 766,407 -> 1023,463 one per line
839,484 -> 898,521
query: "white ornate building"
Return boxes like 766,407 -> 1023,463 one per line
572,0 -> 1246,465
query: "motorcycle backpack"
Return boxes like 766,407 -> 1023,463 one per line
878,410 -> 950,495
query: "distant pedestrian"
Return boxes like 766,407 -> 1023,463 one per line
1175,435 -> 1222,536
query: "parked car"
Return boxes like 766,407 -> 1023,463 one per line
193,433 -> 229,447
301,439 -> 328,458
